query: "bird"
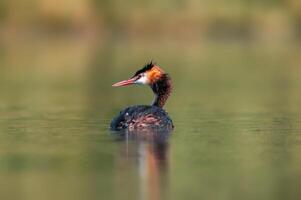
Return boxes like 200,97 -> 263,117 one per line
110,61 -> 174,134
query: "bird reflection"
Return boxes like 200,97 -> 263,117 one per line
113,130 -> 170,200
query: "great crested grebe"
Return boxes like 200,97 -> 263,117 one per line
110,62 -> 173,133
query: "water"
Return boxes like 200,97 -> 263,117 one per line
0,37 -> 301,200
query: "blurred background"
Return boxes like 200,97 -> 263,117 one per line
0,0 -> 301,200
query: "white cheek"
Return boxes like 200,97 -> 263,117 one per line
135,76 -> 148,85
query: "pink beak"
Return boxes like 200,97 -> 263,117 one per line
112,77 -> 136,87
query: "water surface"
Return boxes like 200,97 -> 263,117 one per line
0,38 -> 301,200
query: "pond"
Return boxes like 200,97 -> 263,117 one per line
0,37 -> 300,200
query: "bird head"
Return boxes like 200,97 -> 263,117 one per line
112,61 -> 165,87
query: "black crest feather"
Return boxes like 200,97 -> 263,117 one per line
133,61 -> 156,77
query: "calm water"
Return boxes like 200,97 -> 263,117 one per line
0,38 -> 301,200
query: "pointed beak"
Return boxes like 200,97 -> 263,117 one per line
112,77 -> 136,87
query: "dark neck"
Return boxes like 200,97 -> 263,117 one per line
150,74 -> 172,108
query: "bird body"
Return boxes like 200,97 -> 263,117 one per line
110,62 -> 173,133
110,105 -> 173,132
